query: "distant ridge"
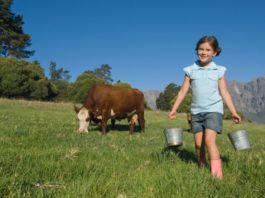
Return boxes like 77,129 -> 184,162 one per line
143,90 -> 160,110
143,76 -> 265,124
227,76 -> 265,123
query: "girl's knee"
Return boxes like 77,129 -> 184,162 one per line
195,143 -> 204,150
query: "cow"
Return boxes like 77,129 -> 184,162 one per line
74,84 -> 145,134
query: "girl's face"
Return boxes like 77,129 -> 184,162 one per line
197,42 -> 217,66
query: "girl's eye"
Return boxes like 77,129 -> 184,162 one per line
198,47 -> 212,52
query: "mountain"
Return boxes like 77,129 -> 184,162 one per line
143,76 -> 265,124
143,90 -> 160,110
227,76 -> 265,123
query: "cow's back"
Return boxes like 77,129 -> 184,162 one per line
84,83 -> 144,116
83,84 -> 109,109
107,86 -> 144,114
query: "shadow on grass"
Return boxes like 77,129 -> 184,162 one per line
220,155 -> 230,164
88,123 -> 142,134
161,146 -> 197,164
160,146 -> 230,165
111,124 -> 142,133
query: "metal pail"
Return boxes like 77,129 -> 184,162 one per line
164,128 -> 183,147
228,129 -> 250,151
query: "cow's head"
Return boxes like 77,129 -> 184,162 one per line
74,105 -> 90,133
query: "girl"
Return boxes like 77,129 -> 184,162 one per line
168,35 -> 241,180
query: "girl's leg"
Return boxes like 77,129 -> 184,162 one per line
194,132 -> 207,167
204,129 -> 219,159
205,128 -> 223,180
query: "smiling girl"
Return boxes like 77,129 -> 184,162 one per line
168,35 -> 241,180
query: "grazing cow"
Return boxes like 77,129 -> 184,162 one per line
75,84 -> 145,134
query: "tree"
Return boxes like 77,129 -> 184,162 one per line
157,83 -> 191,112
70,72 -> 104,103
85,64 -> 113,84
156,83 -> 180,111
171,92 -> 192,113
0,58 -> 55,99
49,61 -> 70,81
0,0 -> 34,58
51,80 -> 71,102
48,61 -> 71,101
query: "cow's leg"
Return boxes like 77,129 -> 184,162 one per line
129,122 -> 135,135
138,112 -> 145,133
128,114 -> 138,134
128,117 -> 134,135
101,117 -> 107,135
101,108 -> 110,135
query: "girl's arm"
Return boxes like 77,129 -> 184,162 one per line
219,76 -> 241,123
168,75 -> 191,119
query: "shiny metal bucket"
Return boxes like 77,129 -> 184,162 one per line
228,129 -> 250,151
164,128 -> 183,147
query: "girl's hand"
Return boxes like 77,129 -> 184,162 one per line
168,111 -> 176,119
232,114 -> 241,124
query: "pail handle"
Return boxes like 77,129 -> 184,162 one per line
166,114 -> 191,132
228,120 -> 246,132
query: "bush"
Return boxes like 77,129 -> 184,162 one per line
0,58 -> 54,100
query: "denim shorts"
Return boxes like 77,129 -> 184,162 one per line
191,112 -> 223,134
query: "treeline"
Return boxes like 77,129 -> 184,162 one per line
0,57 -> 191,112
0,58 -> 131,103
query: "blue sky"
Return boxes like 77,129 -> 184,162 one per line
12,0 -> 265,91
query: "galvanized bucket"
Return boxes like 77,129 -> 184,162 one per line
164,128 -> 183,147
228,129 -> 250,151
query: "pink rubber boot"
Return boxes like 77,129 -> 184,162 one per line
210,159 -> 223,180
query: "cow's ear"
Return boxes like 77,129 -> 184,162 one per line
74,105 -> 80,113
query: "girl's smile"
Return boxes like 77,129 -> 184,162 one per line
197,42 -> 217,66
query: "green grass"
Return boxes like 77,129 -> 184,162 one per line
0,98 -> 264,197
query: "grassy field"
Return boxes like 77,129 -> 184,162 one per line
0,98 -> 264,197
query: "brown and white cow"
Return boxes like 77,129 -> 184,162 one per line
74,84 -> 145,134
